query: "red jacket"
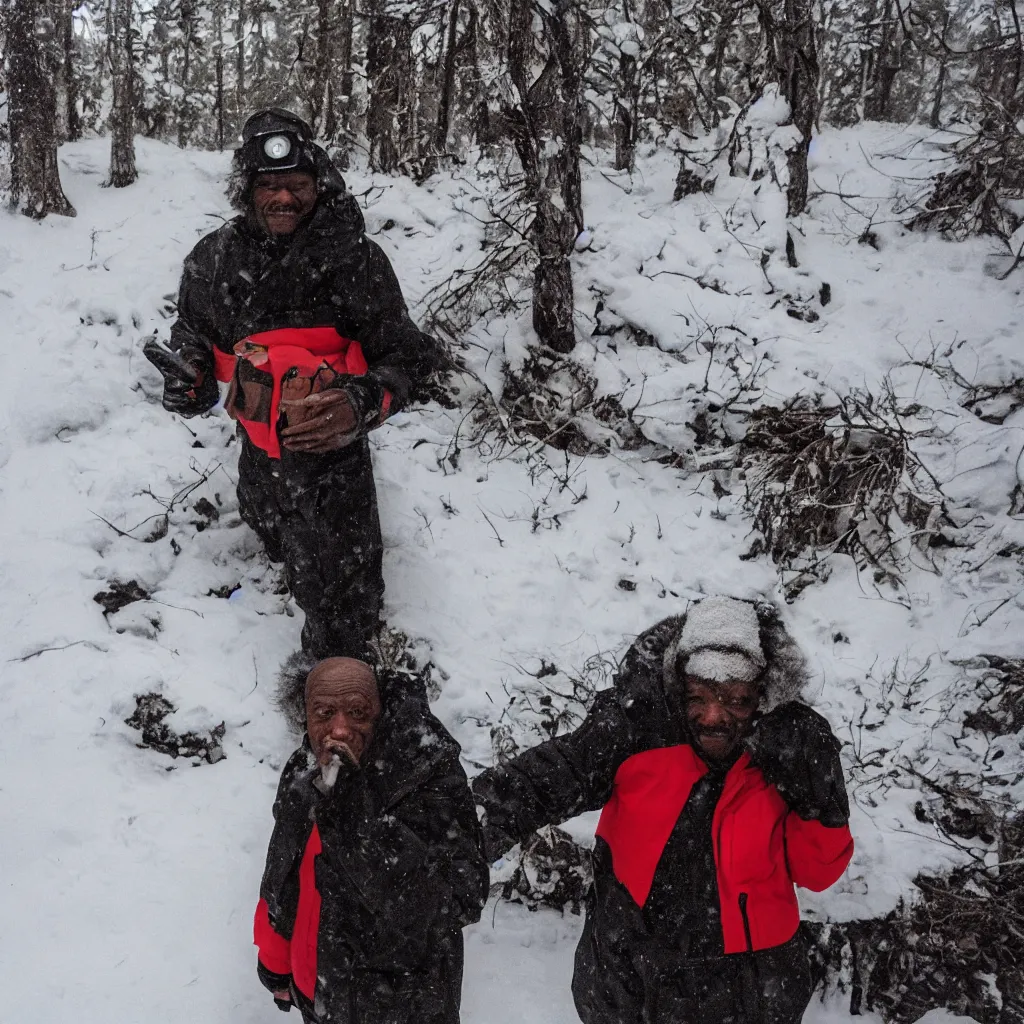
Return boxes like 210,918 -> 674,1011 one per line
595,745 -> 854,953
254,823 -> 322,999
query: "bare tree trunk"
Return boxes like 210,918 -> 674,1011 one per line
505,0 -> 584,352
458,2 -> 492,146
863,0 -> 902,120
759,0 -> 819,216
433,0 -> 461,152
929,10 -> 950,129
309,0 -> 338,137
107,0 -> 138,185
395,18 -> 416,159
64,4 -> 82,142
367,2 -> 413,172
53,4 -> 74,142
8,0 -> 76,217
235,0 -> 246,128
214,1 -> 226,149
613,50 -> 638,171
177,0 -> 196,148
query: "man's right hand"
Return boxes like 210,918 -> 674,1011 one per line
161,372 -> 203,415
143,338 -> 215,418
272,989 -> 292,1012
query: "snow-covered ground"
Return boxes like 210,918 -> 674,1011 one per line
1,125 -> 1022,1023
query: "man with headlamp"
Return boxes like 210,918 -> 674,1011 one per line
146,108 -> 443,681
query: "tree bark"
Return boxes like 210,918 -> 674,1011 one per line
613,50 -> 638,171
759,0 -> 819,216
433,0 -> 461,153
863,0 -> 902,120
54,4 -> 76,142
310,0 -> 339,137
214,0 -> 226,150
107,0 -> 138,185
7,0 -> 76,217
330,0 -> 353,160
235,0 -> 246,131
177,0 -> 197,148
929,10 -> 950,129
505,0 -> 584,352
366,2 -> 414,172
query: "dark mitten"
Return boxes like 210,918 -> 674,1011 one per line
274,998 -> 292,1012
256,960 -> 293,995
144,338 -> 218,417
162,371 -> 219,416
745,701 -> 850,827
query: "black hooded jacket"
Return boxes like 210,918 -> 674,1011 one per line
258,673 -> 489,1024
169,176 -> 443,427
472,616 -> 852,1024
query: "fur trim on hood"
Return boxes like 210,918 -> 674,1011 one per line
663,597 -> 809,711
276,649 -> 319,733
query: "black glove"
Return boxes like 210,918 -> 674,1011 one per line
162,374 -> 219,417
143,338 -> 218,417
745,702 -> 850,827
256,960 -> 293,996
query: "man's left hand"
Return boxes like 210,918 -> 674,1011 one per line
280,389 -> 361,453
745,702 -> 850,827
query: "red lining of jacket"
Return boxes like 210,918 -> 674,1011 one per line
213,326 -> 368,459
594,746 -> 854,954
254,823 -> 322,1000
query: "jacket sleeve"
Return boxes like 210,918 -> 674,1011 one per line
254,897 -> 292,987
471,688 -> 637,862
345,240 -> 446,416
314,745 -> 489,959
166,242 -> 220,415
785,816 -> 854,891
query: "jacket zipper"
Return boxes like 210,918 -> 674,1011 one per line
738,891 -> 763,1022
738,892 -> 754,952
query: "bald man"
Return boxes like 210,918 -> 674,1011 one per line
254,658 -> 488,1024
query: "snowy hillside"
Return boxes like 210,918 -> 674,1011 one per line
1,125 -> 1022,1024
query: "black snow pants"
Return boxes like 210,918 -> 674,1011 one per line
634,931 -> 813,1024
237,433 -> 384,661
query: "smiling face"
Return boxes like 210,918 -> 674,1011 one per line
305,658 -> 381,767
251,172 -> 317,236
682,676 -> 760,764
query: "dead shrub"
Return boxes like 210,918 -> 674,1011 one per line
740,391 -> 947,593
960,656 -> 1024,737
502,351 -> 645,455
809,813 -> 1024,1024
125,693 -> 226,764
910,118 -> 1024,243
501,825 -> 593,915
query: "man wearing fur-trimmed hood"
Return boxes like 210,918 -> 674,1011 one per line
472,597 -> 854,1024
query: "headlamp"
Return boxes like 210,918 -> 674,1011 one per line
263,135 -> 292,160
243,129 -> 308,173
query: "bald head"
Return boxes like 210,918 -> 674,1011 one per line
306,658 -> 381,766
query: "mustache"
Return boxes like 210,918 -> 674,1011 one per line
695,725 -> 735,738
266,203 -> 300,214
